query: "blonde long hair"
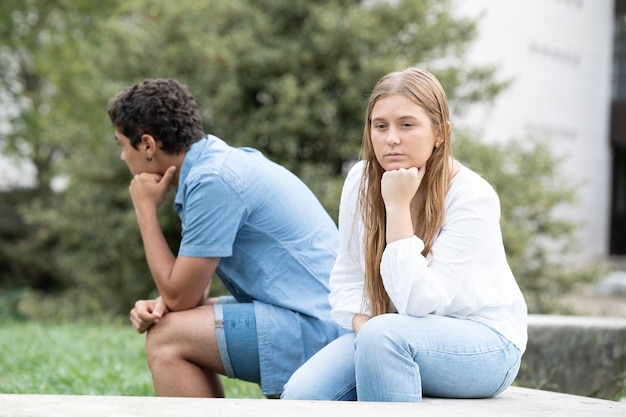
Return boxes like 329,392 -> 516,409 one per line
359,68 -> 453,317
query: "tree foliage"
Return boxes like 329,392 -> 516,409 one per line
0,0 -> 580,319
0,0 -> 123,301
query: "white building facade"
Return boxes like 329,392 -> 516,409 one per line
455,0 -> 618,264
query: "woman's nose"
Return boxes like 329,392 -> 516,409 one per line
385,128 -> 401,145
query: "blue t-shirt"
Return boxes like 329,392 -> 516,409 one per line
174,135 -> 341,395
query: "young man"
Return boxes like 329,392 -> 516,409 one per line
108,79 -> 341,398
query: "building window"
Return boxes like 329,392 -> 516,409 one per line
614,14 -> 626,100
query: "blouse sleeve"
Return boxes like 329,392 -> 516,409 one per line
380,170 -> 513,317
329,162 -> 369,330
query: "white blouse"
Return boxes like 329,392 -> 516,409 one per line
329,161 -> 528,352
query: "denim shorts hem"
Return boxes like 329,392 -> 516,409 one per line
214,301 -> 260,383
213,303 -> 236,378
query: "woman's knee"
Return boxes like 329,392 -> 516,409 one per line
354,314 -> 422,368
355,314 -> 399,349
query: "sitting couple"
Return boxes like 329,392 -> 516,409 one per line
108,68 -> 527,401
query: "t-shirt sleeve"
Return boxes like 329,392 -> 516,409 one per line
178,174 -> 247,258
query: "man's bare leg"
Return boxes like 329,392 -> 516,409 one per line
204,368 -> 226,398
145,305 -> 227,397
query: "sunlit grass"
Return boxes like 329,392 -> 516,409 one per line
0,322 -> 262,398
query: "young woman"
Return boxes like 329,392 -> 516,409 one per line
281,68 -> 527,402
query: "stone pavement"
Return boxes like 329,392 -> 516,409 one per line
0,387 -> 624,417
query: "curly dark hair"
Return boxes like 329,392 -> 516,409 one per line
107,79 -> 205,154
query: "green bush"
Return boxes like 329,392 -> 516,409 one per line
0,0 -> 503,319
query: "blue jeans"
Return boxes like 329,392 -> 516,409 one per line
281,314 -> 521,402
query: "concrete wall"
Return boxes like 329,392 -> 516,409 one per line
518,315 -> 626,399
454,0 -> 614,265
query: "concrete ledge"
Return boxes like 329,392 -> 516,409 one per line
1,387 -> 625,417
520,314 -> 626,399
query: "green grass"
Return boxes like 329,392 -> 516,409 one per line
0,322 -> 262,398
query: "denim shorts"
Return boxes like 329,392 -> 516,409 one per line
213,296 -> 261,384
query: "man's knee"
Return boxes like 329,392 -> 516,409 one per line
145,313 -> 182,363
144,307 -> 221,371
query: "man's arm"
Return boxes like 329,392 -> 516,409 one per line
165,256 -> 220,310
130,281 -> 215,333
129,166 -> 219,311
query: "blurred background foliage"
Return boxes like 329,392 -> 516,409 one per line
0,0 -> 593,322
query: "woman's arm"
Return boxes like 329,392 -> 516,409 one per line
381,170 -> 505,317
329,162 -> 370,330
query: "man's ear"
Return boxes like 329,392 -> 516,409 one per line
140,134 -> 157,159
